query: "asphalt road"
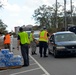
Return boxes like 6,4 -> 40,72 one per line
0,38 -> 76,75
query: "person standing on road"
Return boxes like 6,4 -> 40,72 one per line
4,32 -> 11,51
17,27 -> 30,67
39,27 -> 49,57
30,30 -> 37,55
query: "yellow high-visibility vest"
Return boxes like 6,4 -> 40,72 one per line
30,33 -> 34,42
18,31 -> 30,44
39,30 -> 48,42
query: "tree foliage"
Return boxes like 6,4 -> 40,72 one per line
0,1 -> 8,34
0,19 -> 8,34
0,0 -> 3,8
33,5 -> 53,29
33,3 -> 63,29
51,2 -> 63,28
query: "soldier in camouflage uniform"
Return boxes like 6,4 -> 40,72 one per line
30,31 -> 37,55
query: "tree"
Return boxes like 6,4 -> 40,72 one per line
0,0 -> 3,8
51,2 -> 63,28
0,19 -> 8,34
0,1 -> 8,34
33,5 -> 53,29
71,5 -> 76,25
33,3 -> 63,29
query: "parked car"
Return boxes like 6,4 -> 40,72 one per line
26,31 -> 31,39
68,26 -> 76,34
33,31 -> 40,46
48,31 -> 76,58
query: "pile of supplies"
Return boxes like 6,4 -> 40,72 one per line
0,49 -> 23,68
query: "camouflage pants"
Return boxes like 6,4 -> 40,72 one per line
30,41 -> 36,53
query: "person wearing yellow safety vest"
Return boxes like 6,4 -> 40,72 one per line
17,27 -> 30,67
30,30 -> 37,55
39,27 -> 49,57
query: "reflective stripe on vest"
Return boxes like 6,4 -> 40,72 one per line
39,31 -> 48,42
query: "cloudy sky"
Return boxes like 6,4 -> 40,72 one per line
0,0 -> 76,32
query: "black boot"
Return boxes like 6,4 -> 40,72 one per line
44,55 -> 48,57
32,52 -> 34,55
34,52 -> 37,55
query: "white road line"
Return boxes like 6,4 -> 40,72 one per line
42,74 -> 47,75
30,63 -> 37,65
10,68 -> 40,75
29,54 -> 50,75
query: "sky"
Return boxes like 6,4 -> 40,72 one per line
0,0 -> 76,32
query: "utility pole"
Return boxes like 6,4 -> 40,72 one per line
70,0 -> 73,25
64,0 -> 67,30
55,0 -> 58,28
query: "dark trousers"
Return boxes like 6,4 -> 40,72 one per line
39,41 -> 48,57
4,44 -> 10,51
21,44 -> 29,66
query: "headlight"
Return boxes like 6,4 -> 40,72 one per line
56,46 -> 65,50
